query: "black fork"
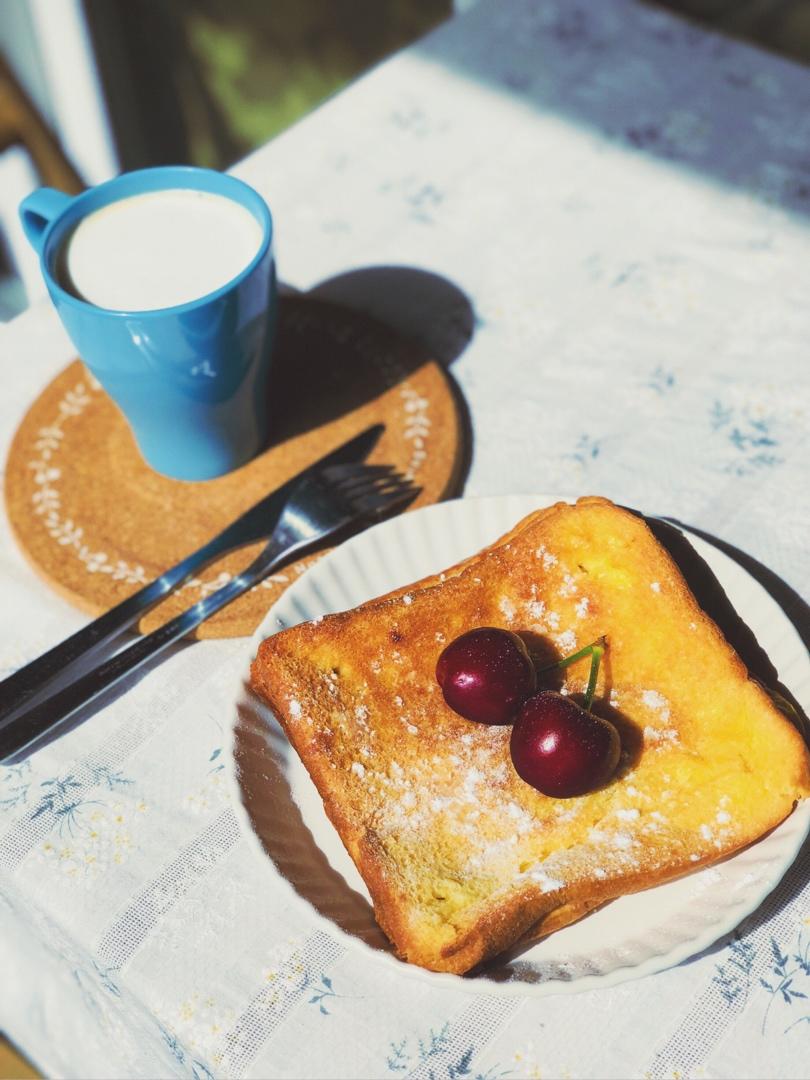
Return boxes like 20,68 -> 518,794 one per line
0,462 -> 419,763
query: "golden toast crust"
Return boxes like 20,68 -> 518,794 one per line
250,497 -> 810,974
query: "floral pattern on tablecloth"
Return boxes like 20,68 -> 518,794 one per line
2,1 -> 810,1077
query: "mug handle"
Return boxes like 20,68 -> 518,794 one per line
19,188 -> 73,254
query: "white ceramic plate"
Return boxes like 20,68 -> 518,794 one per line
229,494 -> 810,997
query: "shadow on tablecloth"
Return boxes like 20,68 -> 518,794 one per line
417,0 -> 810,219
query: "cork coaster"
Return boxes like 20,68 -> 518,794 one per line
5,296 -> 466,638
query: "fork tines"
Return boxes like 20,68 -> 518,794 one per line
325,463 -> 420,517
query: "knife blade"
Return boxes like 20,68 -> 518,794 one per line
0,424 -> 385,724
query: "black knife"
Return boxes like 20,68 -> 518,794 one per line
0,424 -> 384,727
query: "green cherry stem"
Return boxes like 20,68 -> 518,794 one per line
534,636 -> 607,712
582,642 -> 604,712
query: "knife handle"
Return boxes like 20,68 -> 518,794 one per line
0,425 -> 385,726
0,530 -> 235,726
0,540 -> 287,764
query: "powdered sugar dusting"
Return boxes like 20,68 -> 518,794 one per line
641,689 -> 669,711
535,545 -> 559,569
589,826 -> 636,854
641,689 -> 671,721
463,768 -> 483,801
559,573 -> 578,598
644,725 -> 679,745
555,629 -> 577,653
505,801 -> 535,834
525,868 -> 564,893
526,599 -> 546,622
499,596 -> 516,622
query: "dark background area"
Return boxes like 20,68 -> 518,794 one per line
2,0 -> 810,323
83,0 -> 810,174
85,0 -> 454,172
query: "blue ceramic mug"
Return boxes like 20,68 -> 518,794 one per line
19,166 -> 277,481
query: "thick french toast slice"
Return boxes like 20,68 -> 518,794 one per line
250,497 -> 810,974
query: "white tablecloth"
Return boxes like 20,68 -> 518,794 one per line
2,2 -> 810,1077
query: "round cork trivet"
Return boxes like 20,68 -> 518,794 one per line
5,296 -> 466,638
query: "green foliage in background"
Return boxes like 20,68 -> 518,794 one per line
122,0 -> 810,171
174,0 -> 451,168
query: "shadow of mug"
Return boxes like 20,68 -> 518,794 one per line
308,264 -> 477,369
266,267 -> 477,491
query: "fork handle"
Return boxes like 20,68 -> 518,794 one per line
0,539 -> 288,764
0,530 -> 243,726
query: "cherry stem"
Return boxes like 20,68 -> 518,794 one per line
534,636 -> 606,712
582,643 -> 604,712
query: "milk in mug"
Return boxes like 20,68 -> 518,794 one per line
60,188 -> 264,312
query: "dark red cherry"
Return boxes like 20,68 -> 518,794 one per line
510,690 -> 620,797
436,627 -> 536,725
